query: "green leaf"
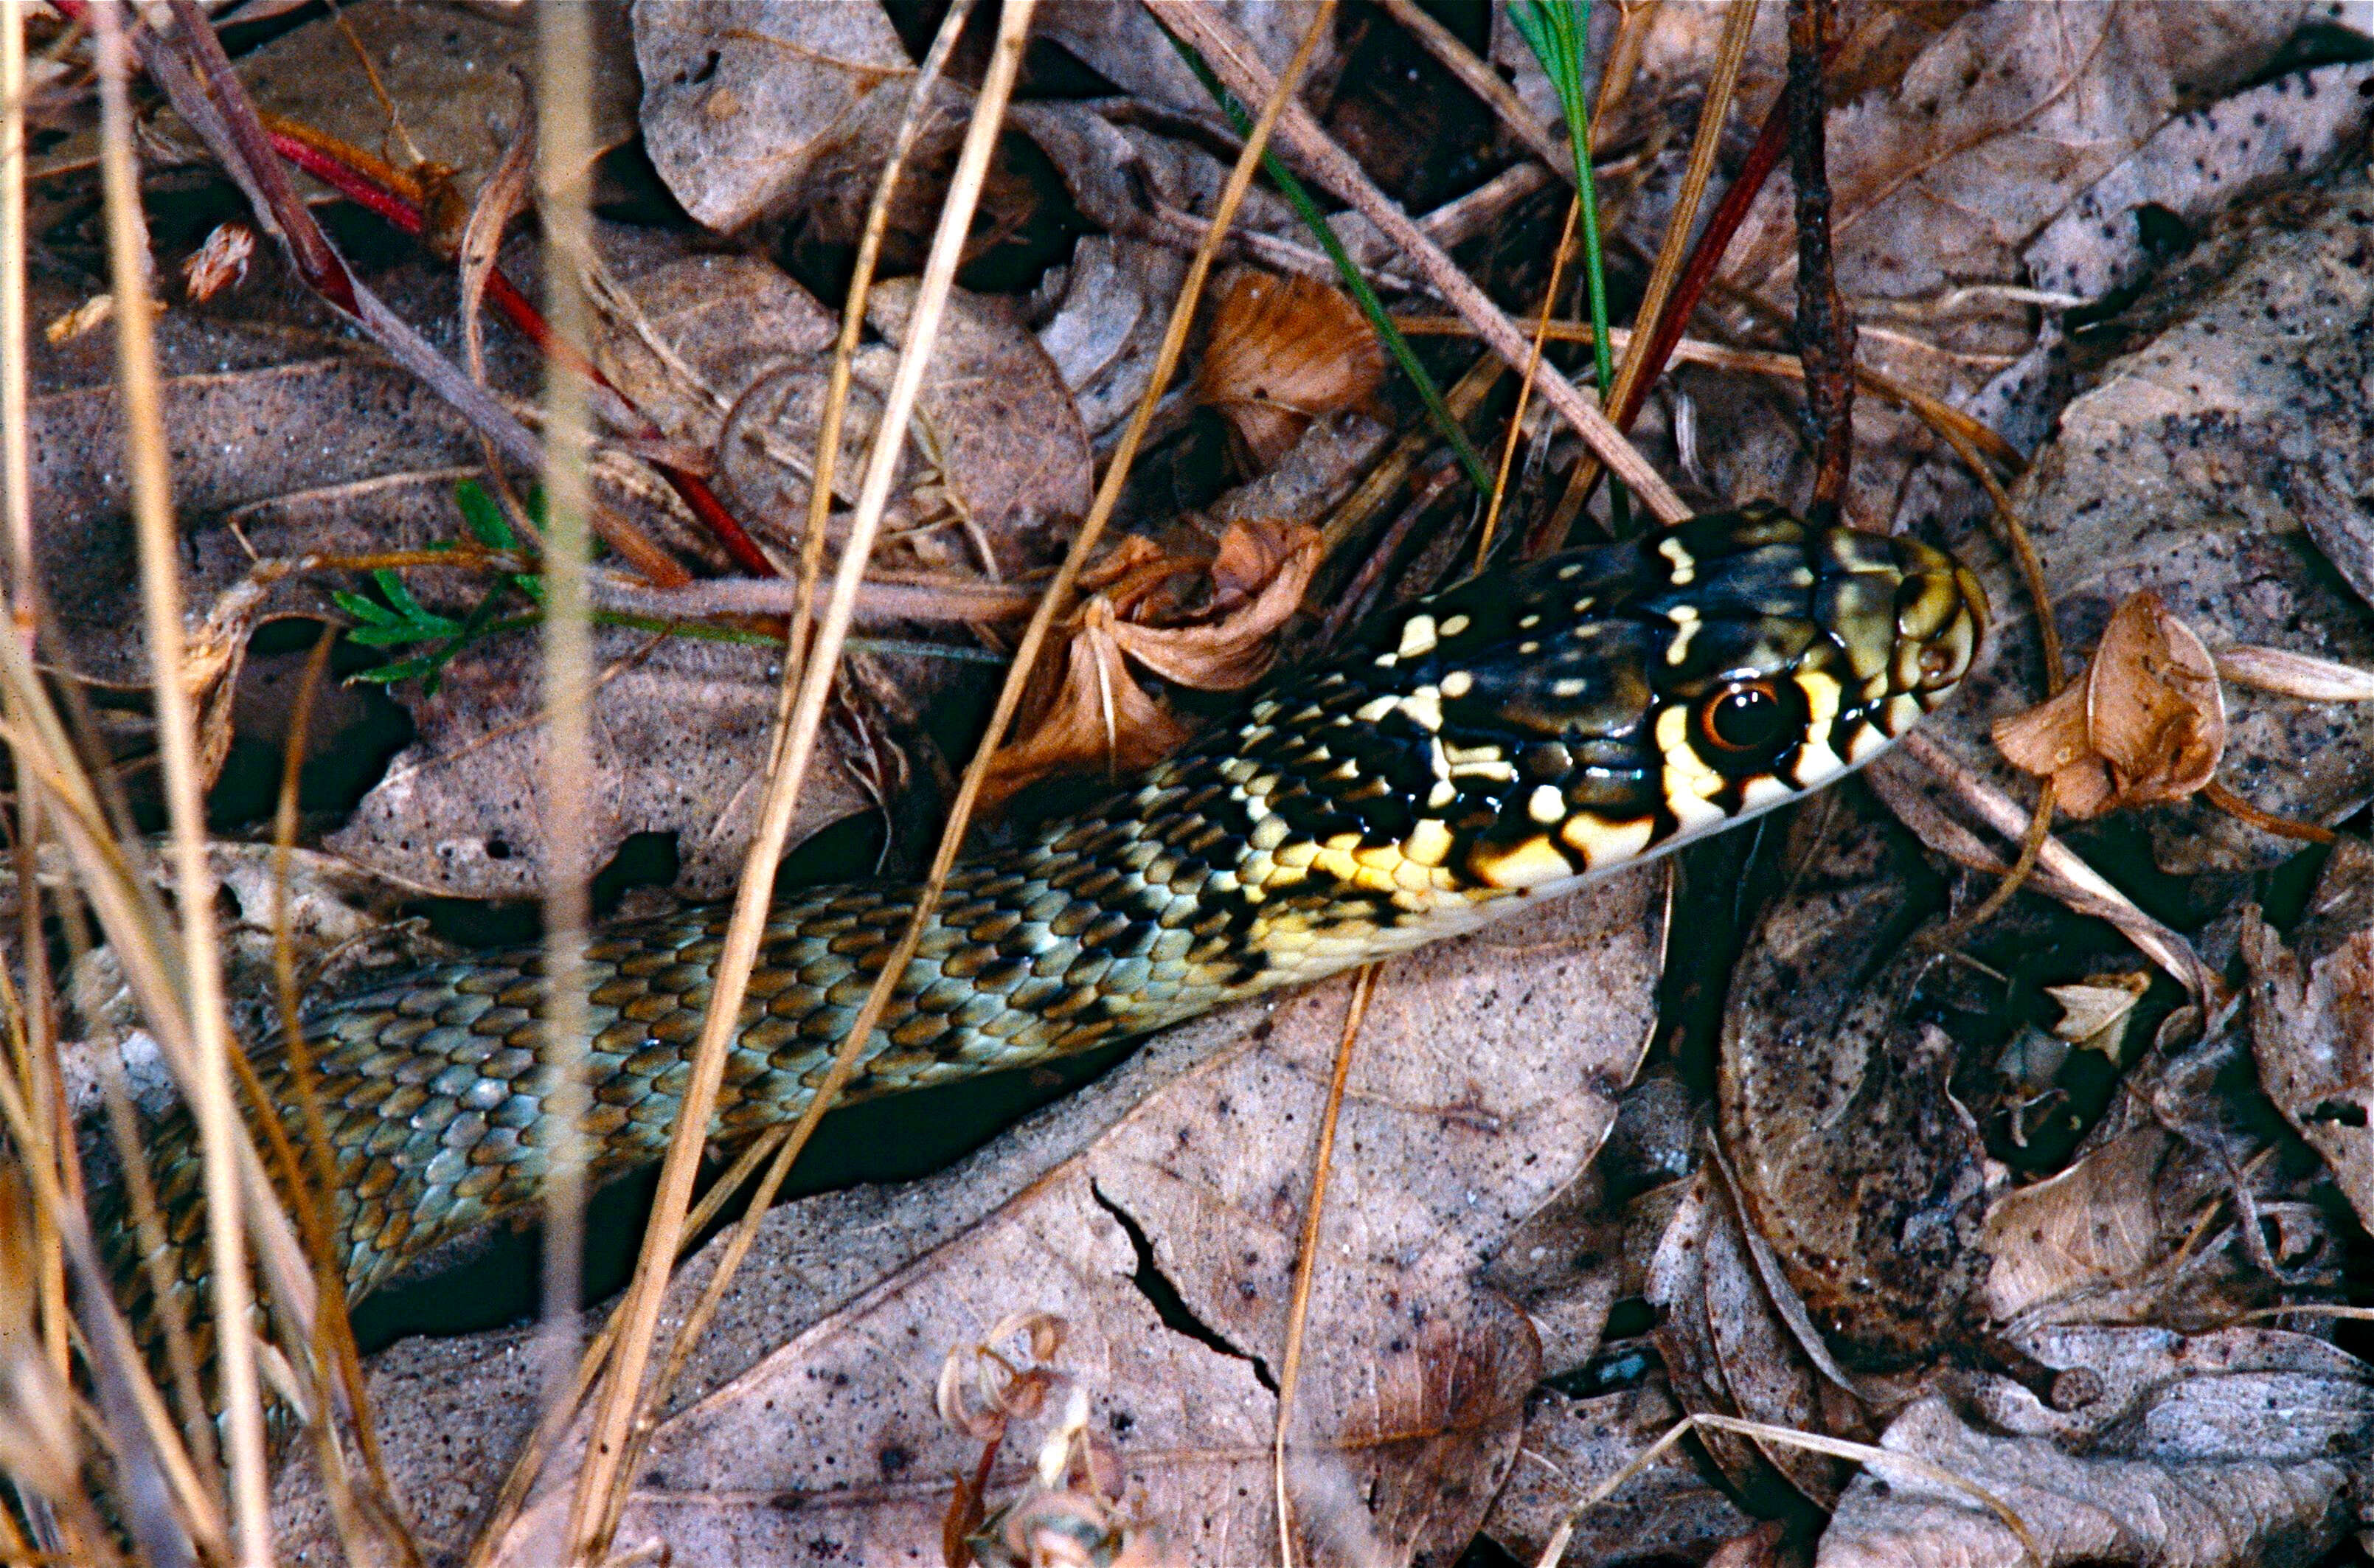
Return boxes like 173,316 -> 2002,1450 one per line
330,589 -> 400,626
346,624 -> 430,648
455,479 -> 518,550
353,653 -> 442,684
369,569 -> 461,634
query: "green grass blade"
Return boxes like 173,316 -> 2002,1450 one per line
1510,0 -> 1628,531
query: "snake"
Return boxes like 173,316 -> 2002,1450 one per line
105,503 -> 1985,1379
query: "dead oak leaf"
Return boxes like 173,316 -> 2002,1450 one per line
1992,590 -> 2223,819
1194,271 -> 1384,472
983,519 -> 1322,806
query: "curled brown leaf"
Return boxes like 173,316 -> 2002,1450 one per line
1193,271 -> 1383,471
1992,590 -> 2224,819
982,519 -> 1322,806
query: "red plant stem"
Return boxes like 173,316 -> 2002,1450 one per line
268,129 -> 422,235
272,132 -> 780,577
1608,100 -> 1791,437
270,128 -> 780,577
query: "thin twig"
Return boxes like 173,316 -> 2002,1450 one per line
1889,732 -> 2215,998
94,4 -> 272,1558
1392,317 -> 2025,473
1377,0 -> 1568,174
1273,961 -> 1376,1564
1785,0 -> 1854,511
1148,0 -> 1688,524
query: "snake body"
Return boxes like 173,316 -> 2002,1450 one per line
111,505 -> 1985,1369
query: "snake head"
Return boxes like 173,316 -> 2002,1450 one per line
1320,503 -> 1988,891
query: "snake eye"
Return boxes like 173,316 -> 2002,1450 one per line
1698,679 -> 1787,753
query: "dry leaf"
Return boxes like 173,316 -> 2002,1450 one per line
324,628 -> 874,899
426,881 -> 1662,1567
982,520 -> 1321,806
1816,1330 -> 2374,1567
2215,644 -> 2374,704
2243,915 -> 2374,1240
1726,3 -> 2304,301
1719,801 -> 1996,1367
978,595 -> 1195,808
180,221 -> 254,304
1482,1381 -> 1752,1565
1195,272 -> 1384,471
44,293 -> 119,345
1980,1128 -> 2168,1325
143,0 -> 639,209
863,280 -> 1096,576
1992,592 -> 2224,819
2043,971 -> 2151,1058
636,0 -> 962,232
1646,1170 -> 1851,1507
1937,156 -> 2374,875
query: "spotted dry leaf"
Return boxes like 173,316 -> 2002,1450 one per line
1194,272 -> 1384,472
1991,591 -> 2223,819
982,519 -> 1322,806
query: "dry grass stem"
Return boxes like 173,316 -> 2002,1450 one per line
1148,0 -> 1687,524
465,1125 -> 795,1567
92,4 -> 272,1555
534,0 -> 598,1413
592,572 -> 1036,625
1,0 -> 69,1415
1476,192 -> 1580,563
562,4 -> 1044,1554
1273,960 -> 1377,1564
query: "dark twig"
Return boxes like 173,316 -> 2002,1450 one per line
1785,0 -> 1853,512
1321,450 -> 1464,645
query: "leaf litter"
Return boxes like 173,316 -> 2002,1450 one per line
23,4 -> 2374,1567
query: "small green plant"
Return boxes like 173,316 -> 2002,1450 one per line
332,480 -> 542,692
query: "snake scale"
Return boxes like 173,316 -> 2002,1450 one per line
107,504 -> 1985,1378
